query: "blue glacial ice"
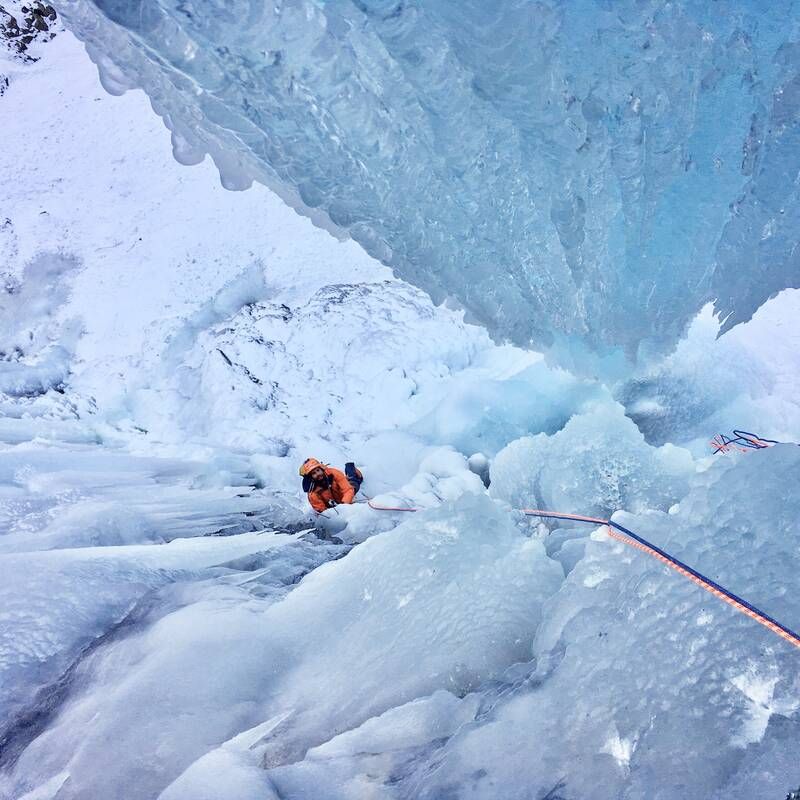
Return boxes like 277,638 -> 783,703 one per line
55,0 -> 800,360
490,402 -> 695,518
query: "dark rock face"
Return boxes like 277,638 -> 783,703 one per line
1,2 -> 58,62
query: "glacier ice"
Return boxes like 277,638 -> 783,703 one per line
55,0 -> 800,359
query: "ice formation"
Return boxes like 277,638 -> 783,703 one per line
54,0 -> 800,359
490,402 -> 695,518
180,446 -> 798,800
371,446 -> 800,800
2,15 -> 800,800
2,495 -> 562,800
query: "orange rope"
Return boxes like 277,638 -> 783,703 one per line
365,499 -> 799,651
606,525 -> 800,650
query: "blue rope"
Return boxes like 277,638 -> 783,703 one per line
522,509 -> 800,650
607,520 -> 800,649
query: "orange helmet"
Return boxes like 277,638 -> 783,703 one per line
299,457 -> 324,477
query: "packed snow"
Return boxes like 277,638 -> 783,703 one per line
1,10 -> 799,800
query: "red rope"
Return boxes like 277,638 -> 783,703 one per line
367,499 -> 417,512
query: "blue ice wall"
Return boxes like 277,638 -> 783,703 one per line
59,0 -> 800,360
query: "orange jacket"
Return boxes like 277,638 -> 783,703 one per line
307,466 -> 356,512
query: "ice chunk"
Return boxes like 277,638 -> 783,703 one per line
412,361 -> 606,456
467,452 -> 490,486
307,690 -> 481,760
266,692 -> 483,800
491,402 -> 695,518
158,720 -> 282,800
161,692 -> 481,800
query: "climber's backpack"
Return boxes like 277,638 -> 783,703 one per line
345,462 -> 364,493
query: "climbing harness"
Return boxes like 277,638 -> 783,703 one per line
366,500 -> 800,651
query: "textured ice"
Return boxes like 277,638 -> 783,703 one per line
0,527 -> 290,731
491,402 -> 695,518
412,359 -> 607,456
0,442 -> 300,740
618,291 -> 800,448
3,25 -> 800,800
0,447 -> 282,553
56,0 -> 800,359
3,494 -> 562,800
379,446 -> 800,800
241,446 -> 800,800
160,691 -> 481,800
0,252 -> 81,398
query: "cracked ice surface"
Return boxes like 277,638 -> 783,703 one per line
55,0 -> 800,360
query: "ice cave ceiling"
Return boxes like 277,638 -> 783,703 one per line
58,0 -> 800,360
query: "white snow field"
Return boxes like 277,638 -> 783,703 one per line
1,13 -> 800,800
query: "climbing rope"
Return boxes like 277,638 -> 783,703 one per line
522,509 -> 800,651
365,500 -> 800,651
710,428 -> 785,454
367,499 -> 417,512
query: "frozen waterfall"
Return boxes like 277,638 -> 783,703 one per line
57,0 -> 800,361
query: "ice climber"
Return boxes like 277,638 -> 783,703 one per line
299,458 -> 363,512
